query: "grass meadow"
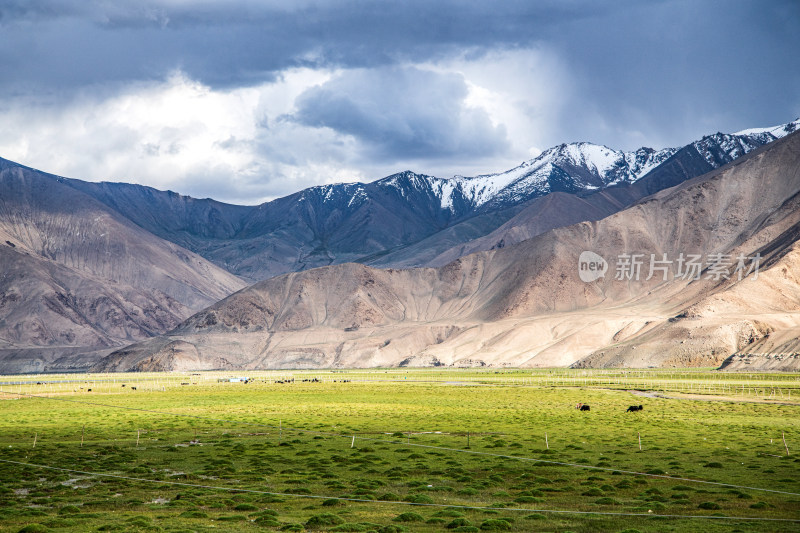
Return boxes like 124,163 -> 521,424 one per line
0,368 -> 798,532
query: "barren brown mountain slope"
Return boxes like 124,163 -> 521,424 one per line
0,163 -> 246,373
427,191 -> 627,267
96,131 -> 800,371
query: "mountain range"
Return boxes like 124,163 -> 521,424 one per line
1,119 -> 798,373
54,121 -> 798,281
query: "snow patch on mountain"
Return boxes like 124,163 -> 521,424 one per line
625,147 -> 677,180
348,188 -> 368,208
734,118 -> 799,139
453,159 -> 545,207
563,143 -> 620,175
690,123 -> 798,169
430,178 -> 458,211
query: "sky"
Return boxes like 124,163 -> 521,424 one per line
0,0 -> 798,205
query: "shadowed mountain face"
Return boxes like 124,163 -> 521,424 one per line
60,178 -> 253,247
95,130 -> 800,372
0,163 -> 246,373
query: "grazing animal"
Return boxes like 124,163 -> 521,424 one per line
580,404 -> 590,411
131,386 -> 137,391
626,405 -> 643,412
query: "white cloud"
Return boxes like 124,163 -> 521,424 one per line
425,47 -> 573,161
7,44 -> 710,204
0,69 -> 370,204
0,52 -> 575,203
291,66 -> 510,161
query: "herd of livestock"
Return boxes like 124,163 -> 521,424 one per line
576,403 -> 644,412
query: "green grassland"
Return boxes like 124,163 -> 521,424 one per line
0,369 -> 798,532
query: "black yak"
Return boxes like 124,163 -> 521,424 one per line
626,405 -> 643,412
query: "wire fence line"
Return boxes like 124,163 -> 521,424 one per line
0,459 -> 798,524
3,389 -> 797,498
2,369 -> 799,400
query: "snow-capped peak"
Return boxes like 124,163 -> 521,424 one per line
555,142 -> 621,176
436,119 -> 798,210
734,118 -> 799,139
440,141 -> 677,209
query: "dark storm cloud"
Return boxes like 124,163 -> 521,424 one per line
2,0 -> 796,132
291,67 -> 508,160
541,0 -> 800,147
2,0 -> 794,142
0,0 -> 607,93
0,0 -> 798,203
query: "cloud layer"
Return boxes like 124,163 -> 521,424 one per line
292,67 -> 509,160
0,0 -> 797,203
